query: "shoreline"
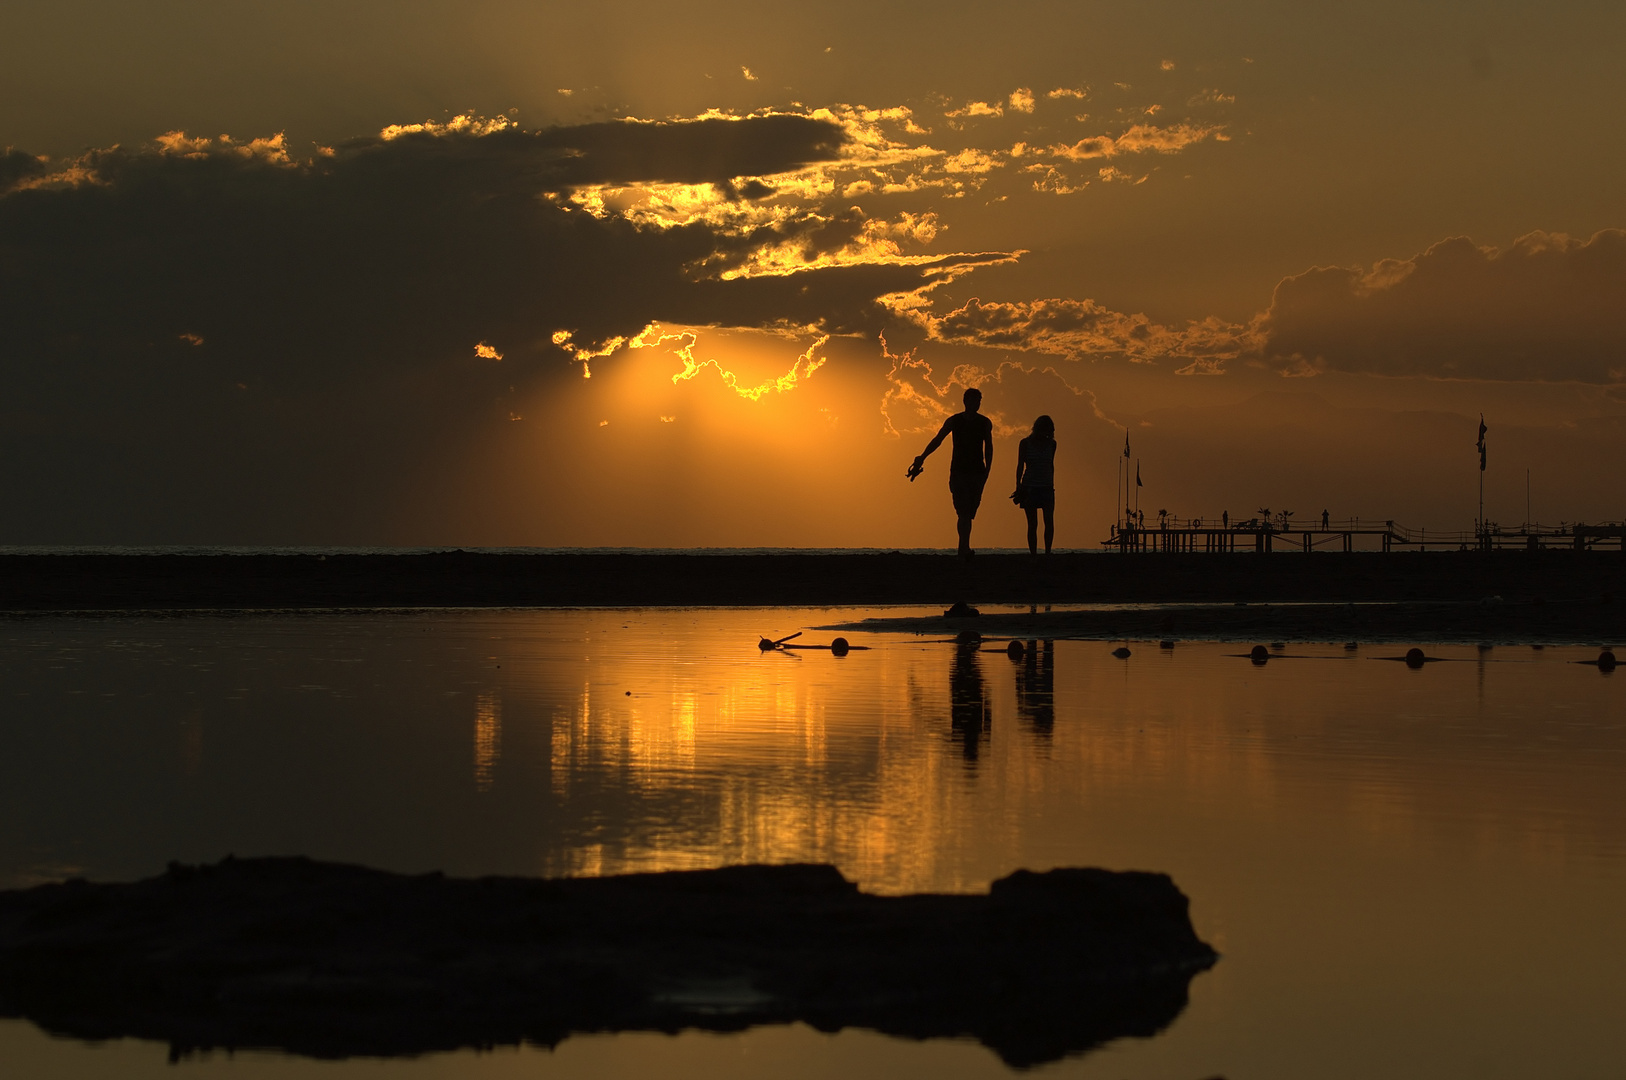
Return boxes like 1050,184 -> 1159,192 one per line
3,550 -> 1625,613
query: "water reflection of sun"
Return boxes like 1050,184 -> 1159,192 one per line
473,691 -> 501,792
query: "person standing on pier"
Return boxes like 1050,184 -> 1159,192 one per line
1012,415 -> 1057,555
908,387 -> 995,557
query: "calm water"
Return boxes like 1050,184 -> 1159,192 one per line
1,608 -> 1622,1078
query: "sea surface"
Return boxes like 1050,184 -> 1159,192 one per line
1,608 -> 1622,1078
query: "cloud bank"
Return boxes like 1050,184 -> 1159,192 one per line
1260,230 -> 1626,384
894,230 -> 1626,388
0,112 -> 1010,540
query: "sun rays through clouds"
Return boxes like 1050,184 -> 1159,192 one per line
11,11 -> 1626,545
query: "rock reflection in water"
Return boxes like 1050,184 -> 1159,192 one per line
0,857 -> 1217,1070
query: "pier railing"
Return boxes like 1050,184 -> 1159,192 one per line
1101,518 -> 1626,553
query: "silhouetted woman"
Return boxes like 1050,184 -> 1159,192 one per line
1012,415 -> 1057,555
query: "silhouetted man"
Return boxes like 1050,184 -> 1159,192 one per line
909,388 -> 994,557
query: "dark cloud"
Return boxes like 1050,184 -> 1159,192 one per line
905,229 -> 1626,386
1260,230 -> 1626,384
915,296 -> 1252,370
0,116 -> 997,542
526,114 -> 848,186
0,148 -> 47,192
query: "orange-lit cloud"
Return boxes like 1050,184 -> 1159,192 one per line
911,296 -> 1257,370
379,114 -> 513,141
945,100 -> 1004,120
879,335 -> 1102,440
552,330 -> 628,378
154,130 -> 294,164
1049,122 -> 1223,161
669,333 -> 830,401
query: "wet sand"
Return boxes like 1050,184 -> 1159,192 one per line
825,597 -> 1624,646
2,550 -> 1624,614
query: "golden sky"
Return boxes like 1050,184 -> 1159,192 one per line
2,1 -> 1623,546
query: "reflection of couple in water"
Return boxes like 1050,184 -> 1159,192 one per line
948,635 -> 1057,761
908,388 -> 1056,556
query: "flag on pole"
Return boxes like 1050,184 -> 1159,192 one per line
1477,415 -> 1487,471
1136,463 -> 1143,487
1123,432 -> 1131,458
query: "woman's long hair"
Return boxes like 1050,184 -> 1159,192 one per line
1031,414 -> 1055,439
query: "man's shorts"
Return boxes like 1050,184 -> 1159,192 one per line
949,471 -> 987,518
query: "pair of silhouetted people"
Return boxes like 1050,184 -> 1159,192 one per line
909,390 -> 1056,556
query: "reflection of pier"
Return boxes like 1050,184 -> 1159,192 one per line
1104,517 -> 1626,553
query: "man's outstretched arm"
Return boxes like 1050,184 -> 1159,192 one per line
920,417 -> 953,459
907,417 -> 954,478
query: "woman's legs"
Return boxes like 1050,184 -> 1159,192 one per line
1024,506 -> 1039,555
1042,505 -> 1054,554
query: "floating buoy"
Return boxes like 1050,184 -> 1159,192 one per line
1112,646 -> 1131,659
758,631 -> 803,651
955,629 -> 983,646
831,637 -> 851,657
1405,647 -> 1426,669
1159,640 -> 1175,649
1599,649 -> 1616,671
1269,642 -> 1285,651
1344,642 -> 1359,651
1006,639 -> 1025,659
1249,645 -> 1270,663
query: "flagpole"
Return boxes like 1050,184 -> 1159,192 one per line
1476,414 -> 1487,548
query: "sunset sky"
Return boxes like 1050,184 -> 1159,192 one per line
3,0 -> 1623,547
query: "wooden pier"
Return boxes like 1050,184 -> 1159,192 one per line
1103,517 -> 1626,553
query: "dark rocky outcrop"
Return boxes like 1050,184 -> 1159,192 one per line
0,857 -> 1216,1068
